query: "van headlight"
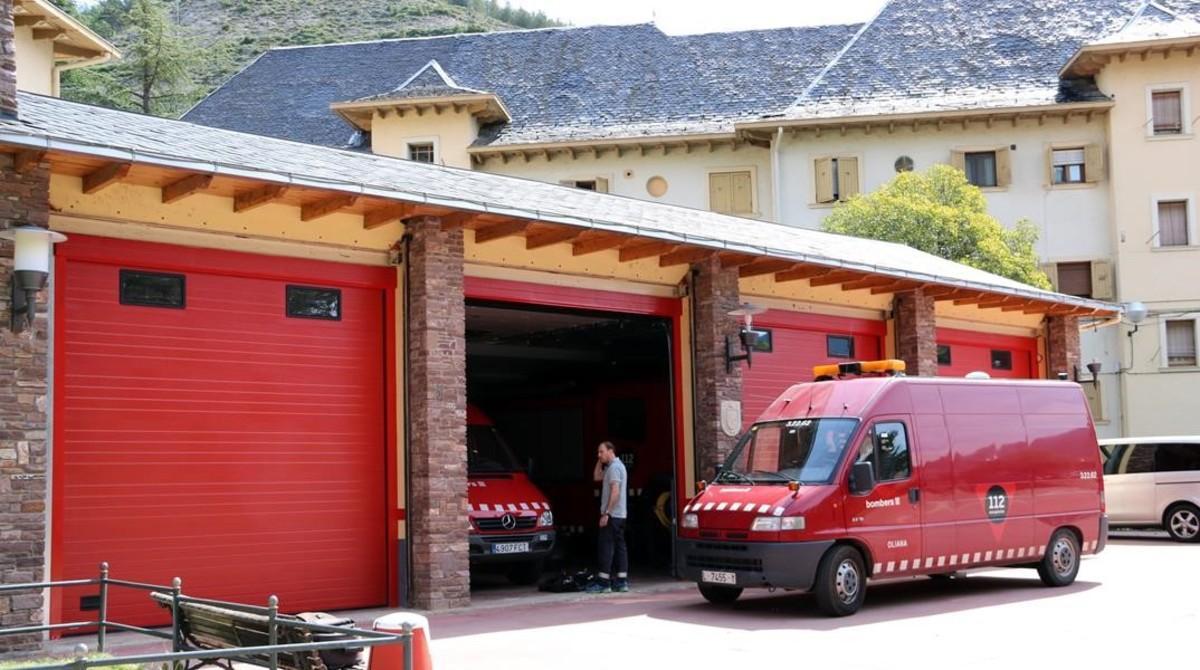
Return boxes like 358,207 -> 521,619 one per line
682,513 -> 699,529
752,516 -> 805,532
539,510 -> 554,527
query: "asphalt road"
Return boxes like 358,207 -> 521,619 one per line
428,535 -> 1196,669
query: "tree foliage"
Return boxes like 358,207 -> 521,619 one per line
447,0 -> 562,29
822,164 -> 1051,289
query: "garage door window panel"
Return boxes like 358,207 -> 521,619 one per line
991,350 -> 1013,370
120,269 -> 185,308
286,285 -> 342,320
826,334 -> 855,359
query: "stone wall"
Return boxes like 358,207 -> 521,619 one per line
690,256 -> 742,481
894,288 -> 938,376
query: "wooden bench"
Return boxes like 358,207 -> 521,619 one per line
150,592 -> 348,670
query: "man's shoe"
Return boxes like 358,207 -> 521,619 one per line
584,581 -> 610,593
613,580 -> 630,593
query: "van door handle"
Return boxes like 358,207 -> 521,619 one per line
908,488 -> 920,504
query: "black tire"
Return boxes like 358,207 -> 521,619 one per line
1164,503 -> 1200,543
506,560 -> 544,585
812,545 -> 867,617
1037,529 -> 1081,587
697,583 -> 743,605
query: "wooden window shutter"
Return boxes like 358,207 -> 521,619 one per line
950,150 -> 966,173
1040,262 -> 1059,291
730,171 -> 753,213
1044,146 -> 1055,186
1084,144 -> 1105,183
709,172 -> 733,213
594,177 -> 610,193
837,157 -> 860,201
995,147 -> 1013,187
1090,259 -> 1114,300
814,157 -> 835,203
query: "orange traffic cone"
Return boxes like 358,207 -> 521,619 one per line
369,612 -> 432,670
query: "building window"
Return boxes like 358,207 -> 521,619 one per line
407,142 -> 435,163
1152,90 -> 1184,135
1051,148 -> 1086,184
964,151 -> 998,187
826,334 -> 855,359
814,157 -> 859,204
991,350 -> 1013,370
709,170 -> 754,214
560,178 -> 609,193
1165,320 -> 1197,367
119,269 -> 185,309
937,345 -> 952,366
1157,200 -> 1190,247
286,285 -> 341,320
894,155 -> 915,173
1056,262 -> 1093,298
855,422 -> 912,482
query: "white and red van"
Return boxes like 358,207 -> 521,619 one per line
677,360 -> 1107,616
468,405 -> 556,583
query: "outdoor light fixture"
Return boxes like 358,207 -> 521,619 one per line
1,226 -> 67,334
1124,300 -> 1148,337
1086,360 -> 1102,388
725,302 -> 767,373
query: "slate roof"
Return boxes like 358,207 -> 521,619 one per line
348,60 -> 492,103
182,22 -> 861,149
1088,1 -> 1200,45
2,92 -> 1115,314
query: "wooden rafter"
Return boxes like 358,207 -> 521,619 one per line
739,259 -> 795,278
13,15 -> 45,27
473,219 -> 530,244
301,194 -> 358,222
658,247 -> 713,267
840,276 -> 898,291
362,203 -> 413,230
233,184 -> 288,213
525,225 -> 582,250
571,231 -> 626,256
870,280 -> 925,295
976,296 -> 1026,309
12,150 -> 45,173
1001,301 -> 1040,312
160,173 -> 213,204
952,294 -> 988,306
618,240 -> 676,263
438,211 -> 481,231
717,252 -> 757,269
32,28 -> 63,40
81,162 -> 131,194
774,265 -> 831,283
808,270 -> 866,288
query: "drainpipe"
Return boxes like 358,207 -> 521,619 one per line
770,126 -> 784,223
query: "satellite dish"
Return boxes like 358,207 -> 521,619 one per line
965,371 -> 991,380
1124,301 -> 1148,325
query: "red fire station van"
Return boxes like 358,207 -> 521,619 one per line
468,405 -> 556,583
677,360 -> 1107,616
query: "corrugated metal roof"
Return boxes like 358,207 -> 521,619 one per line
1,93 -> 1116,314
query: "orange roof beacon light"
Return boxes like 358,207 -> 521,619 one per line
813,359 -> 907,381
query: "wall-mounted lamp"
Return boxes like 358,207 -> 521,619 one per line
1085,360 -> 1102,388
725,302 -> 767,373
1,226 -> 67,334
1124,300 -> 1148,337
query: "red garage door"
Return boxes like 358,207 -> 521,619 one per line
743,311 -> 885,427
52,236 -> 393,626
935,327 -> 1038,379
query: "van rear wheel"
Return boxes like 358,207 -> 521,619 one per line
697,583 -> 742,605
1165,503 -> 1200,542
813,545 -> 867,617
1037,529 -> 1080,587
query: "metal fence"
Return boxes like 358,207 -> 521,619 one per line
0,563 -> 413,670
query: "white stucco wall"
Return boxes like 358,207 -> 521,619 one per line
478,142 -> 775,222
14,26 -> 56,96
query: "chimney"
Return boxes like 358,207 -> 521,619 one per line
0,0 -> 15,118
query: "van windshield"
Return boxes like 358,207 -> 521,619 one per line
717,418 -> 859,485
467,425 -> 523,474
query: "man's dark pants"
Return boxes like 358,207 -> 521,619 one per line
597,517 -> 628,583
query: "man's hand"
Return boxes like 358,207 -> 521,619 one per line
599,513 -> 609,528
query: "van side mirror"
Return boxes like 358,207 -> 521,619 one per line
849,462 -> 876,495
713,463 -> 723,480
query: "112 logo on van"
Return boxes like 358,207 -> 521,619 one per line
975,483 -> 1016,525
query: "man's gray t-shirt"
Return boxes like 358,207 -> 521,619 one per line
600,458 -> 628,519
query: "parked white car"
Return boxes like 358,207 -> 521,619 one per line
1099,437 -> 1200,542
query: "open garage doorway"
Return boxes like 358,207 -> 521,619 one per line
465,297 -> 678,596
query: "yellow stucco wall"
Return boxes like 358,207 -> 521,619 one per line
1097,48 -> 1200,436
15,26 -> 56,96
370,109 -> 480,169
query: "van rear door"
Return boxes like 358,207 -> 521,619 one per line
1105,443 -> 1157,524
844,417 -> 924,575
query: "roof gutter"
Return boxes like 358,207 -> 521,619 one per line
0,128 -> 1118,316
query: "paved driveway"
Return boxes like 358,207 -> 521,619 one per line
429,536 -> 1197,669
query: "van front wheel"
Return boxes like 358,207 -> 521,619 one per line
1165,503 -> 1200,542
697,583 -> 742,604
813,545 -> 867,617
1037,529 -> 1080,587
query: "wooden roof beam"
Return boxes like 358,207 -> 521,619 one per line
161,173 -> 214,204
12,149 -> 45,173
437,211 -> 481,231
718,252 -> 758,269
233,183 -> 288,213
739,259 -> 795,278
13,15 -> 46,27
774,265 -> 832,283
808,270 -> 867,287
840,275 -> 899,291
362,203 -> 413,230
301,194 -> 359,222
571,231 -> 627,256
619,240 -> 676,262
870,280 -> 925,295
473,219 -> 530,244
952,293 -> 989,306
53,43 -> 104,59
81,162 -> 132,194
1001,301 -> 1040,312
525,225 -> 582,250
658,246 -> 714,267
975,296 -> 1027,309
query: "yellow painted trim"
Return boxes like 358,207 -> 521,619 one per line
464,231 -> 687,286
679,295 -> 695,499
394,267 -> 407,539
739,293 -> 886,322
935,315 -> 1040,338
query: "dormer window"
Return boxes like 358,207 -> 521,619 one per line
407,142 -> 436,163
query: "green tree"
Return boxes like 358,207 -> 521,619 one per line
61,0 -> 198,117
822,164 -> 1051,289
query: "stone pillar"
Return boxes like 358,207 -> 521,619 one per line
0,0 -> 16,119
893,288 -> 938,376
1046,314 -> 1081,380
690,255 -> 742,482
404,217 -> 469,611
0,154 -> 51,653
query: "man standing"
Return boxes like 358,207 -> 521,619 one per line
586,441 -> 628,593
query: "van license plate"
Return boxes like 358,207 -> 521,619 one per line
492,542 -> 530,554
701,570 -> 737,585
